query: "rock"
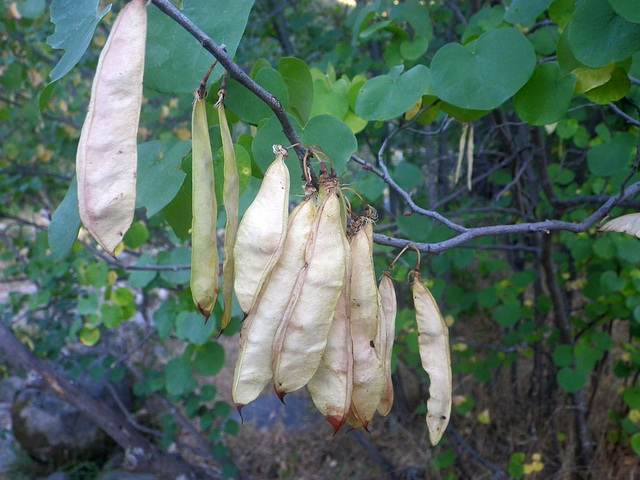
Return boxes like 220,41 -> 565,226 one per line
98,472 -> 156,480
0,377 -> 24,403
10,355 -> 133,466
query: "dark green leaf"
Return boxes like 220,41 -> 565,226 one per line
123,221 -> 149,249
557,367 -> 587,392
623,386 -> 640,409
553,345 -> 574,367
608,0 -> 640,23
279,57 -> 313,125
493,304 -> 522,328
166,358 -> 196,396
504,0 -> 553,24
568,0 -> 640,68
129,253 -> 157,288
513,62 -> 576,126
587,132 -> 636,177
47,0 -> 111,82
193,342 -> 225,376
137,140 -> 190,218
48,176 -> 81,261
154,298 -> 178,340
431,28 -> 536,110
145,0 -> 253,94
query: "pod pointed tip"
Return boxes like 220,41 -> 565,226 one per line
275,389 -> 287,405
197,305 -> 212,323
234,403 -> 245,424
326,415 -> 345,435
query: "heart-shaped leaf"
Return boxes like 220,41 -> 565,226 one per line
431,28 -> 535,110
608,0 -> 640,23
251,114 -> 357,192
568,0 -> 640,68
145,0 -> 253,94
513,62 -> 576,126
279,57 -> 313,125
355,64 -> 430,121
225,67 -> 289,125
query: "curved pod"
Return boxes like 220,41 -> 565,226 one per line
413,277 -> 452,446
76,0 -> 147,256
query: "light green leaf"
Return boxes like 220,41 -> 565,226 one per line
431,28 -> 536,110
129,253 -> 157,288
356,65 -> 430,121
513,62 -> 576,126
47,0 -> 111,82
48,176 -> 81,261
585,66 -> 631,104
568,0 -> 640,68
175,311 -> 217,345
145,0 -> 253,94
224,67 -> 289,125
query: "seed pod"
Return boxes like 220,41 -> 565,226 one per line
272,189 -> 347,400
76,0 -> 146,256
218,97 -> 239,332
232,198 -> 316,410
307,231 -> 353,433
190,92 -> 218,320
233,146 -> 290,313
349,221 -> 385,429
376,272 -> 397,416
413,274 -> 452,446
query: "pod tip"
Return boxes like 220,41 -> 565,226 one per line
234,403 -> 245,424
275,389 -> 287,405
326,415 -> 346,435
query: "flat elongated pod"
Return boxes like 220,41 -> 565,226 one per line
232,199 -> 316,409
190,93 -> 218,320
307,232 -> 353,433
376,272 -> 397,416
76,0 -> 146,256
413,277 -> 452,446
272,191 -> 347,399
218,99 -> 239,331
349,221 -> 385,428
233,146 -> 289,313
599,213 -> 640,238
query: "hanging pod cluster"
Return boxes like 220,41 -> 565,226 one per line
76,0 -> 147,256
231,154 -> 452,442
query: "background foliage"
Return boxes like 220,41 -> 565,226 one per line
1,0 -> 640,478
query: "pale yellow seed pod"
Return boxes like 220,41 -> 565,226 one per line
376,272 -> 397,417
307,231 -> 353,433
348,221 -> 385,429
218,98 -> 239,332
272,190 -> 347,400
233,146 -> 290,313
76,0 -> 146,256
232,198 -> 317,410
190,93 -> 218,320
413,276 -> 452,446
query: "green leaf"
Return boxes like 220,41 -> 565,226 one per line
279,57 -> 313,125
493,304 -> 522,328
393,162 -> 424,191
600,270 -> 626,293
163,161 -> 192,241
355,65 -> 430,121
38,81 -> 58,114
504,0 -> 554,25
392,0 -> 433,39
77,293 -> 99,315
145,0 -> 253,94
557,367 -> 587,392
631,433 -> 640,456
251,114 -> 357,187
17,0 -> 46,19
568,0 -> 640,68
193,342 -> 225,376
462,6 -> 506,43
549,0 -> 575,29
623,386 -> 640,409
215,144 -> 252,204
79,326 -> 100,346
431,28 -> 536,110
166,358 -> 196,396
587,132 -> 636,177
46,0 -> 111,82
224,67 -> 289,125
175,311 -> 217,345
397,214 -> 432,242
113,287 -> 134,307
310,77 -> 350,120
101,303 -> 123,328
400,34 -> 429,60
154,298 -> 178,340
129,253 -> 157,288
48,176 -> 81,261
123,221 -> 149,249
513,62 -> 576,126
608,0 -> 640,23
158,247 -> 191,285
137,140 -> 190,218
553,345 -> 574,367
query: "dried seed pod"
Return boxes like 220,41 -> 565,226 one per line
376,272 -> 397,416
272,189 -> 347,400
348,221 -> 385,429
413,274 -> 452,446
190,91 -> 218,320
76,0 -> 146,256
307,230 -> 353,433
218,96 -> 239,332
232,198 -> 317,410
233,146 -> 290,313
